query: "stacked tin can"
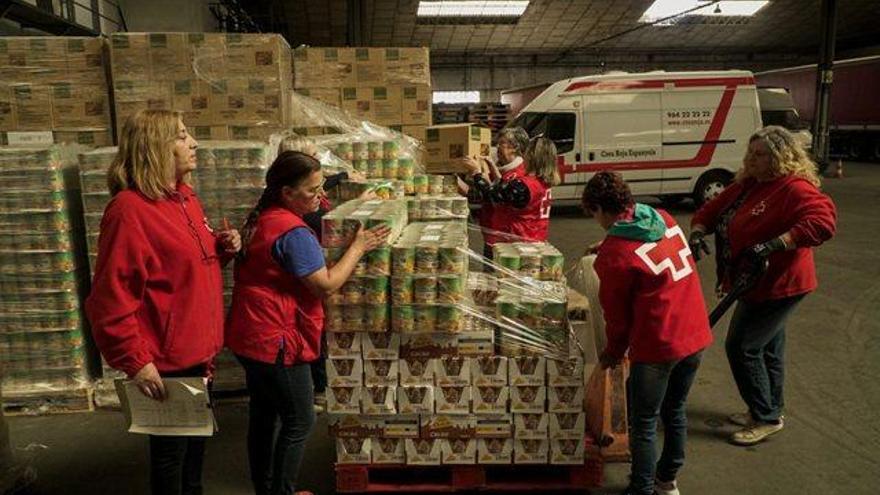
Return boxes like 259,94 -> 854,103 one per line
0,147 -> 89,396
492,242 -> 566,282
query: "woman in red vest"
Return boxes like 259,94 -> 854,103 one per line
226,151 -> 389,495
86,109 -> 241,495
690,126 -> 836,446
465,136 -> 560,256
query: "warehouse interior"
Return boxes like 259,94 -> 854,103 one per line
0,0 -> 879,494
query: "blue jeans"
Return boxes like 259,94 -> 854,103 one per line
238,352 -> 316,495
726,294 -> 804,424
627,352 -> 703,495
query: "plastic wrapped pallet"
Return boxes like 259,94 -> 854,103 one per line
0,37 -> 112,147
0,147 -> 92,408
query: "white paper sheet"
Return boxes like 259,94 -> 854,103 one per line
115,378 -> 216,437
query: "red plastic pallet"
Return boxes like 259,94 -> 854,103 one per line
335,458 -> 603,493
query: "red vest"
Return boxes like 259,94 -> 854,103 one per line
505,175 -> 551,243
480,162 -> 527,246
226,207 -> 325,365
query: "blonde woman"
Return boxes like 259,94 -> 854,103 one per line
690,126 -> 836,446
464,135 -> 561,251
85,109 -> 241,495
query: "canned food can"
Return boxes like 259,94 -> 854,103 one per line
364,304 -> 389,332
391,276 -> 414,305
367,159 -> 383,179
392,305 -> 415,332
352,159 -> 369,175
541,253 -> 565,281
414,305 -> 437,332
439,247 -> 466,273
429,175 -> 445,195
397,158 -> 415,179
402,177 -> 415,195
497,253 -> 521,273
352,142 -> 368,160
382,159 -> 398,180
415,245 -> 439,273
343,280 -> 363,304
419,198 -> 436,219
383,141 -> 400,159
406,198 -> 422,221
437,276 -> 464,304
368,247 -> 392,275
336,142 -> 354,162
435,198 -> 453,217
325,305 -> 344,331
451,197 -> 470,216
367,142 -> 383,160
363,277 -> 389,304
435,306 -> 464,333
392,246 -> 416,275
413,276 -> 437,304
413,175 -> 429,195
497,299 -> 520,323
343,305 -> 364,331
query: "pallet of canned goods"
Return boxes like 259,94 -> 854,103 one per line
494,280 -> 570,357
321,198 -> 407,249
493,242 -> 565,282
0,147 -> 91,405
406,195 -> 470,222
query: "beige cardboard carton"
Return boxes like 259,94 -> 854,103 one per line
354,48 -> 385,86
372,437 -> 406,464
371,86 -> 402,125
473,385 -> 508,415
382,415 -> 420,438
295,88 -> 341,108
474,414 -> 512,438
477,438 -> 513,464
405,438 -> 441,465
420,414 -> 477,439
147,33 -> 191,80
327,386 -> 362,414
327,357 -> 363,387
547,357 -> 585,387
361,385 -> 397,415
400,334 -> 458,359
514,413 -> 549,439
440,438 -> 477,465
435,385 -> 471,415
435,356 -> 470,386
363,332 -> 400,360
509,356 -> 546,387
336,437 -> 371,464
547,385 -> 584,413
549,412 -> 586,439
510,385 -> 546,414
189,125 -> 229,141
514,439 -> 549,464
402,125 -> 428,143
384,47 -> 430,86
11,84 -> 52,130
341,86 -> 374,121
472,356 -> 508,387
327,332 -> 362,359
110,33 -> 151,81
550,438 -> 585,465
53,129 -> 113,147
364,359 -> 399,387
328,414 -> 384,438
399,357 -> 436,386
402,84 -> 432,125
398,385 -> 434,414
425,124 -> 492,174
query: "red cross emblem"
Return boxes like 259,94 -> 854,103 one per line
635,225 -> 694,281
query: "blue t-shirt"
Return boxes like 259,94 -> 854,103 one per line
272,227 -> 325,277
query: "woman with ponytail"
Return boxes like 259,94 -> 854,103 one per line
226,151 -> 389,495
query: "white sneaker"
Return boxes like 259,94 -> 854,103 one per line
655,479 -> 680,495
730,419 -> 784,446
728,412 -> 785,427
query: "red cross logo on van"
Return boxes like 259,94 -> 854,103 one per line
634,225 -> 694,281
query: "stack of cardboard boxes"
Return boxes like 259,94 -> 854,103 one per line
0,37 -> 112,147
292,47 -> 432,141
108,33 -> 293,142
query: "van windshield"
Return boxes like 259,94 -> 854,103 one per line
761,110 -> 809,130
508,112 -> 576,153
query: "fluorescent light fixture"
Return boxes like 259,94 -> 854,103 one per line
640,0 -> 769,24
418,1 -> 530,18
433,91 -> 481,104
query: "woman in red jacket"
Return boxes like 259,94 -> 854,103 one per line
464,136 -> 559,254
85,109 -> 241,495
584,171 -> 713,495
690,126 -> 837,446
226,151 -> 389,495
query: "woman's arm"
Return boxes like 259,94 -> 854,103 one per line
472,176 -> 532,209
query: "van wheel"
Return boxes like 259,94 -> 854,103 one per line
693,170 -> 732,207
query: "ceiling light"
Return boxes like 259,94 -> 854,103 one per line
417,1 -> 530,18
640,1 -> 769,24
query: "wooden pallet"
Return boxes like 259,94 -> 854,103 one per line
336,458 -> 603,493
2,387 -> 94,416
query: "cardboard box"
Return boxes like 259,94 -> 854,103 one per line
399,357 -> 436,386
372,437 -> 406,464
226,124 -> 285,141
328,414 -> 384,438
400,334 -> 458,359
510,386 -> 546,414
548,385 -> 584,413
382,415 -> 420,438
398,385 -> 434,414
10,84 -> 52,130
110,33 -> 151,81
405,438 -> 441,465
547,357 -> 585,387
514,439 -> 549,464
435,385 -> 471,415
402,85 -> 431,125
147,33 -> 190,80
441,438 -> 477,465
328,357 -> 363,387
550,438 -> 585,465
363,332 -> 400,360
171,79 -> 212,125
372,86 -> 402,125
549,413 -> 586,439
472,356 -> 508,387
295,88 -> 341,108
474,414 -> 512,438
327,332 -> 362,359
53,129 -> 113,147
64,38 -> 106,80
327,386 -> 362,414
51,83 -> 111,129
362,386 -> 397,415
509,357 -> 546,387
425,124 -> 492,174
292,47 -> 355,88
420,414 -> 477,439
402,125 -> 428,143
477,438 -> 513,464
0,86 -> 15,130
354,48 -> 385,86
473,385 -> 509,415
514,413 -> 549,439
384,47 -> 431,86
336,437 -> 371,464
364,359 -> 399,386
189,125 -> 229,141
457,330 -> 494,357
436,356 -> 470,386
341,87 -> 373,121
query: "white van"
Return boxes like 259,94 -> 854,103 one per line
510,70 -> 763,205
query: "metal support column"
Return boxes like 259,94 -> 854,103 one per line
346,0 -> 362,46
811,0 -> 837,171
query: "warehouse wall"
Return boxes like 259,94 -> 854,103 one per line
432,52 -> 820,102
118,0 -> 218,32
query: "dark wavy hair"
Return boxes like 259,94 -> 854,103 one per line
238,150 -> 322,259
581,171 -> 633,215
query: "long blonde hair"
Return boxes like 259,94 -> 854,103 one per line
525,136 -> 561,187
736,125 -> 821,187
278,135 -> 319,157
108,109 -> 182,199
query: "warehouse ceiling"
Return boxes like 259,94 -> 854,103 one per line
250,0 -> 880,57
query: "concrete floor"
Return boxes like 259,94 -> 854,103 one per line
6,162 -> 879,495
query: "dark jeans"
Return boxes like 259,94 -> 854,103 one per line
238,352 -> 316,495
726,294 -> 804,424
626,352 -> 703,495
149,364 -> 211,495
309,333 -> 327,395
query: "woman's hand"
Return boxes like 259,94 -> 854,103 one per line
599,350 -> 621,370
688,230 -> 711,262
460,156 -> 483,175
133,362 -> 166,401
217,218 -> 242,254
358,188 -> 378,201
351,224 -> 392,254
348,169 -> 367,182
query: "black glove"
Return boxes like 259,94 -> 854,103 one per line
688,230 -> 712,261
748,237 -> 787,259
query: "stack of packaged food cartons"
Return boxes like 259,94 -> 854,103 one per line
0,147 -> 90,402
492,242 -> 566,281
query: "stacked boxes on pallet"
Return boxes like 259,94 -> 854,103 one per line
0,147 -> 90,403
292,47 -> 432,141
108,33 -> 292,143
0,37 -> 112,147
